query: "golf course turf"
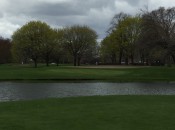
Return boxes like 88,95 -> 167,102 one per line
0,64 -> 175,129
0,64 -> 174,82
0,96 -> 175,130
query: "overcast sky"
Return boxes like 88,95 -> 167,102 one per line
0,0 -> 175,40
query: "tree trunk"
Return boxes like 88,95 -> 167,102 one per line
56,59 -> 59,66
172,55 -> 175,63
46,61 -> 49,67
131,54 -> 134,64
111,53 -> 116,64
167,55 -> 172,67
78,57 -> 81,66
146,59 -> 149,66
125,57 -> 128,65
33,59 -> 37,68
141,54 -> 145,64
73,55 -> 77,66
119,49 -> 123,65
45,55 -> 49,67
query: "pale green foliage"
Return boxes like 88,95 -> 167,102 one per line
100,34 -> 118,63
12,21 -> 55,67
118,16 -> 141,61
104,15 -> 142,64
51,29 -> 66,65
114,16 -> 141,49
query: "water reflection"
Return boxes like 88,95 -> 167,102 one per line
0,82 -> 175,101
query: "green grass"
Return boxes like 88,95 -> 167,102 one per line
0,64 -> 174,129
0,64 -> 174,82
0,96 -> 175,130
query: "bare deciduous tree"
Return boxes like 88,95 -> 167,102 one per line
63,25 -> 97,66
142,7 -> 175,65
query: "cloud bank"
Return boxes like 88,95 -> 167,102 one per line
0,0 -> 175,40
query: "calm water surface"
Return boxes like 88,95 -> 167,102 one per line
0,82 -> 175,101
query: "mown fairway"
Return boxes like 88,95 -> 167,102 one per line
0,96 -> 175,130
0,65 -> 175,130
0,64 -> 174,82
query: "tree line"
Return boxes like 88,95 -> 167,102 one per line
0,37 -> 11,64
1,6 -> 175,67
12,22 -> 97,67
101,7 -> 175,66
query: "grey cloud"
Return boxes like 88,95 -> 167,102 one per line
0,0 -> 142,39
31,0 -> 116,17
0,0 -> 174,40
122,0 -> 144,6
32,2 -> 87,16
14,0 -> 116,40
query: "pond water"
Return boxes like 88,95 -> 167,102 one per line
0,82 -> 175,101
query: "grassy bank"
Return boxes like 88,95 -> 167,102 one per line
0,64 -> 174,82
0,96 -> 175,130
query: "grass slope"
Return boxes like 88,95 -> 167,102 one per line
0,64 -> 174,82
0,96 -> 175,130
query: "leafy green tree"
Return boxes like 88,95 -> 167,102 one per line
120,16 -> 141,64
0,37 -> 11,64
63,25 -> 97,66
108,13 -> 129,64
141,7 -> 175,65
80,40 -> 98,65
51,29 -> 65,66
106,13 -> 141,65
12,21 -> 54,68
40,28 -> 57,67
100,35 -> 118,64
